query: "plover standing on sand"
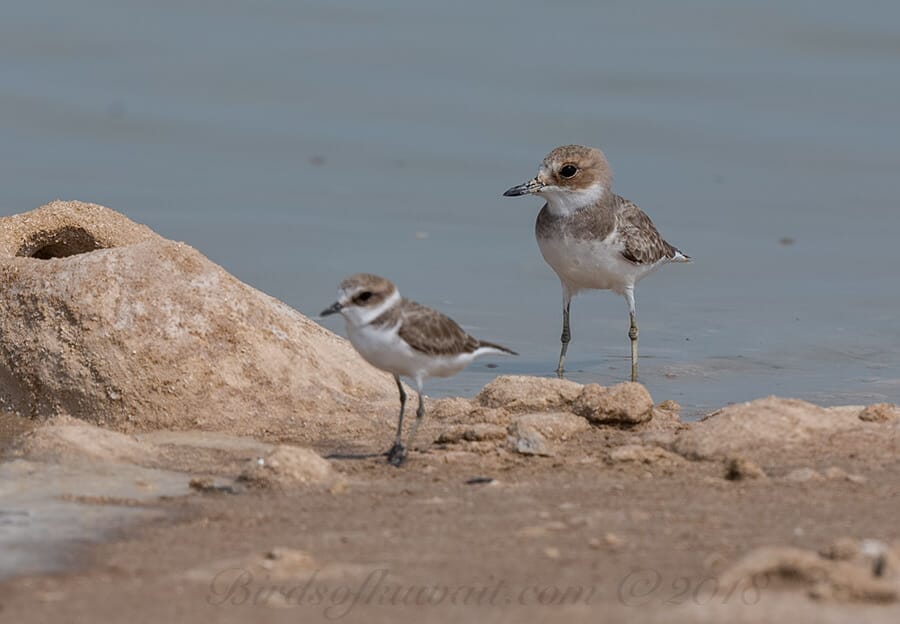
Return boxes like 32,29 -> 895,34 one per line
321,273 -> 516,466
503,145 -> 689,381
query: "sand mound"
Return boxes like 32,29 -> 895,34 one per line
476,375 -> 583,411
573,382 -> 654,426
0,200 -> 395,434
673,397 -> 900,461
238,445 -> 341,488
14,421 -> 157,464
720,540 -> 900,603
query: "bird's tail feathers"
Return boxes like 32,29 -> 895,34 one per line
475,340 -> 518,356
671,248 -> 692,263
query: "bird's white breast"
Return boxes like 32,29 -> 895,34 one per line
536,230 -> 661,296
346,321 -> 476,382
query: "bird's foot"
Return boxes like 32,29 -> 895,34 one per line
386,442 -> 407,467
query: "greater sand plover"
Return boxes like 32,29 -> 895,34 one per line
503,145 -> 689,381
321,273 -> 516,466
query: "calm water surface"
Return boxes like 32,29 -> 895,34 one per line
2,0 -> 899,416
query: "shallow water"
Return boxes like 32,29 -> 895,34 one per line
2,1 -> 899,416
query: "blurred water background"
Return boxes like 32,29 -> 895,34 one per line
2,0 -> 899,417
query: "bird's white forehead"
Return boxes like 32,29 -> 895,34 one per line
338,284 -> 369,305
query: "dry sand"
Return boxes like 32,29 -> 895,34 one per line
0,386 -> 898,624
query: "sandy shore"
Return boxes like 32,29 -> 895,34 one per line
1,202 -> 897,622
1,378 -> 898,624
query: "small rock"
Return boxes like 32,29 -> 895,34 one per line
644,407 -> 684,432
543,547 -> 561,559
436,424 -> 507,444
784,467 -> 824,482
512,412 -> 589,441
329,480 -> 349,495
725,456 -> 768,481
822,537 -> 861,561
858,403 -> 898,423
189,477 -> 213,490
476,375 -> 582,412
860,539 -> 889,556
799,468 -> 866,485
573,382 -> 653,426
189,478 -> 237,494
608,444 -> 684,465
427,397 -> 477,420
639,430 -> 678,448
588,538 -> 601,549
258,547 -> 319,577
657,399 -> 681,412
704,553 -> 727,572
517,525 -> 547,539
823,466 -> 849,480
238,445 -> 339,487
516,521 -> 567,538
604,532 -> 622,548
507,422 -> 554,457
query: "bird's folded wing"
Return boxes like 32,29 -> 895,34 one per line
397,300 -> 480,356
616,196 -> 679,265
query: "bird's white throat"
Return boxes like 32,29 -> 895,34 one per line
538,183 -> 605,216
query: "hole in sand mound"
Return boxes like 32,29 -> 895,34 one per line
17,226 -> 105,259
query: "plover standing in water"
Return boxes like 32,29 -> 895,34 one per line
321,274 -> 516,466
503,145 -> 689,381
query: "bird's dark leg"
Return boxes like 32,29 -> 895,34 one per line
556,294 -> 572,377
626,288 -> 638,382
386,375 -> 407,466
405,390 -> 426,457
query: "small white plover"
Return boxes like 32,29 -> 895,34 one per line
503,144 -> 689,381
321,273 -> 516,466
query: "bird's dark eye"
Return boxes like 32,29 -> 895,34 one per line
560,164 -> 578,178
356,291 -> 373,303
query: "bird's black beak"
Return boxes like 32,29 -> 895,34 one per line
320,301 -> 342,317
503,177 -> 543,197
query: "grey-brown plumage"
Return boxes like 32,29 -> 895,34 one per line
535,193 -> 685,265
505,144 -> 690,380
372,298 -> 516,357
